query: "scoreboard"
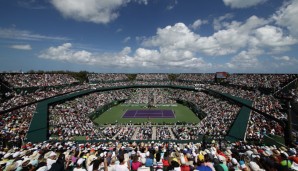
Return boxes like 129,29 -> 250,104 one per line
215,72 -> 228,79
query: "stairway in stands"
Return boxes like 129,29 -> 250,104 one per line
168,127 -> 176,139
131,127 -> 140,140
152,126 -> 156,140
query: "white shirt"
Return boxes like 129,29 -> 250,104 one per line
46,158 -> 56,170
114,164 -> 129,171
73,168 -> 87,171
137,166 -> 150,171
108,164 -> 116,171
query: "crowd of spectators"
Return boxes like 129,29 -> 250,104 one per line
135,126 -> 152,140
246,111 -> 284,141
172,125 -> 200,140
125,88 -> 175,105
1,72 -> 297,168
206,84 -> 286,119
48,90 -> 132,140
156,126 -> 172,140
170,90 -> 241,139
0,104 -> 36,148
0,84 -> 90,112
136,74 -> 170,81
177,73 -> 214,82
102,126 -> 123,140
1,73 -> 78,88
206,84 -> 286,139
93,81 -> 197,88
1,140 -> 298,171
113,125 -> 135,141
88,74 -> 129,82
227,74 -> 297,91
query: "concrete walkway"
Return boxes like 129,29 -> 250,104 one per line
168,127 -> 176,139
131,127 -> 140,140
152,127 -> 156,140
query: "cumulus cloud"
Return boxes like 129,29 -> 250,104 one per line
253,25 -> 297,47
51,0 -> 148,24
139,18 -> 298,70
10,44 -> 32,50
271,56 -> 298,69
39,43 -> 212,70
223,0 -> 267,8
39,43 -> 95,64
39,8 -> 298,72
213,13 -> 234,31
273,0 -> 298,36
190,19 -> 208,30
225,48 -> 263,70
142,17 -> 269,56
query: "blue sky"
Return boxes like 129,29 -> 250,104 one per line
0,0 -> 298,73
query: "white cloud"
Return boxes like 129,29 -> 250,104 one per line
123,36 -> 131,43
0,27 -> 69,41
18,0 -> 46,9
213,13 -> 234,31
134,0 -> 148,5
39,43 -> 95,64
50,0 -> 148,24
142,18 -> 264,56
142,23 -> 197,49
10,44 -> 32,50
223,0 -> 267,8
141,15 -> 296,57
253,25 -> 297,47
39,43 -> 212,70
120,46 -> 131,55
273,56 -> 290,61
38,8 -> 298,72
271,56 -> 298,68
190,19 -> 208,30
273,0 -> 298,36
225,48 -> 263,70
166,0 -> 178,10
116,28 -> 123,33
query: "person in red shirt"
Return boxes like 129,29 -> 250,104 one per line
131,155 -> 142,171
162,151 -> 170,170
180,156 -> 190,171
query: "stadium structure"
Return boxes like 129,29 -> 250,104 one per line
0,73 -> 297,145
1,72 -> 298,171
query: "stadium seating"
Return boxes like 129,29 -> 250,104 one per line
0,73 -> 298,171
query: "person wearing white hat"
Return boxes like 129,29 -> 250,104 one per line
49,153 -> 66,171
73,158 -> 86,171
46,151 -> 57,170
229,158 -> 240,171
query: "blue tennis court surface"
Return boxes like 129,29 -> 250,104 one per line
122,109 -> 175,118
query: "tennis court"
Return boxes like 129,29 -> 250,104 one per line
122,109 -> 175,118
